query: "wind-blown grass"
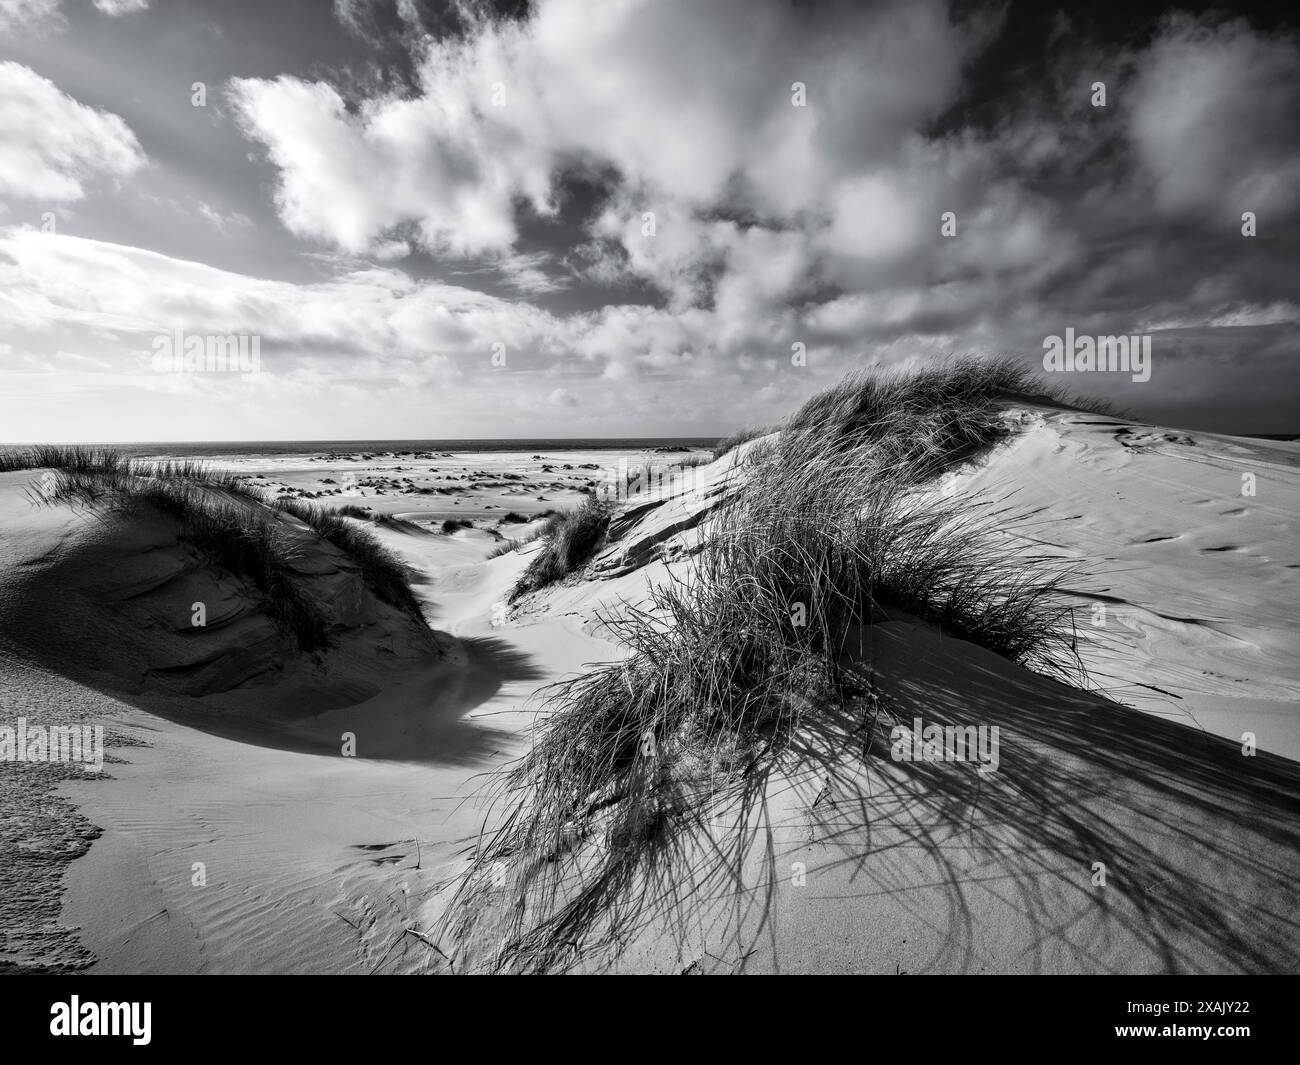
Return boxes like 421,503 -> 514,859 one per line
274,498 -> 422,617
486,538 -> 523,560
711,426 -> 768,461
510,497 -> 613,599
784,355 -> 1044,478
1,447 -> 424,649
445,359 -> 1093,972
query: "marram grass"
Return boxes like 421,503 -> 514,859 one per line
444,358 -> 1094,973
1,448 -> 423,650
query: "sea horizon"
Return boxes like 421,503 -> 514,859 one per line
0,437 -> 721,459
2,432 -> 1295,459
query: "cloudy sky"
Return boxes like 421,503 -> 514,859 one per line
1,0 -> 1297,441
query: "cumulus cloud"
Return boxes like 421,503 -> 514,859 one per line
8,1 -> 1300,435
226,63 -> 552,256
0,227 -> 580,382
0,62 -> 145,202
230,0 -> 975,260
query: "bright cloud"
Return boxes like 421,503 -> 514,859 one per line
0,62 -> 145,202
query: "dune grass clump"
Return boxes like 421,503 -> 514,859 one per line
2,448 -> 426,649
486,514 -> 557,560
486,538 -> 522,560
510,497 -> 613,599
442,518 -> 474,534
1,445 -> 124,476
784,355 -> 1123,476
782,356 -> 1040,479
0,447 -> 264,502
712,426 -> 768,461
446,360 -> 1091,972
32,461 -> 329,650
274,499 -> 423,616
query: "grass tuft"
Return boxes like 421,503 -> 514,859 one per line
274,498 -> 423,616
446,358 -> 1095,972
510,497 -> 613,598
711,427 -> 768,461
1,448 -> 425,649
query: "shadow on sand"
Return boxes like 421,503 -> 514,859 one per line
453,621 -> 1299,973
0,523 -> 546,768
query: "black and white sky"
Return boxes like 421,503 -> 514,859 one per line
1,0 -> 1297,441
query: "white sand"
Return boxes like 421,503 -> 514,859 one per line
1,417 -> 1297,973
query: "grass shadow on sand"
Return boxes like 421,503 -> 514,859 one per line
443,626 -> 1300,975
785,623 -> 1300,974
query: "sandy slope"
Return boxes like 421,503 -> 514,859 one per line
958,409 -> 1300,761
0,450 -> 650,973
1,418 -> 1296,974
437,406 -> 1300,973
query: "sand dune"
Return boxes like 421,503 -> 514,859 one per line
1,409 -> 1296,974
431,403 -> 1300,973
959,409 -> 1300,761
0,449 -> 654,973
